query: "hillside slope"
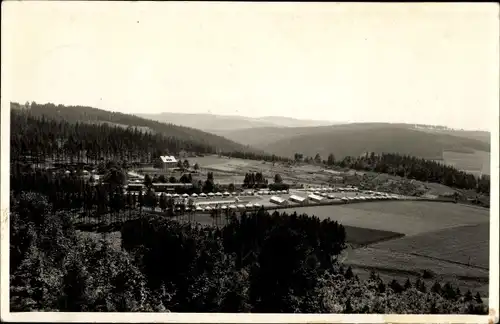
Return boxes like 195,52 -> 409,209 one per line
217,123 -> 490,161
411,125 -> 491,143
12,102 -> 262,154
137,112 -> 336,131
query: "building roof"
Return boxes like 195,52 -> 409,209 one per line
308,194 -> 323,201
289,195 -> 306,202
270,196 -> 286,204
160,155 -> 178,163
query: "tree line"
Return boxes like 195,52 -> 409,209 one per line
336,152 -> 490,194
10,191 -> 487,313
10,161 -> 236,222
293,152 -> 490,195
11,110 -> 214,165
12,101 -> 260,154
11,109 -> 293,168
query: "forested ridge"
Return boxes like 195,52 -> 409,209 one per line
11,101 -> 262,155
11,107 -> 293,165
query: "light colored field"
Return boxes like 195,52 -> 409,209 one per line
442,150 -> 490,176
372,223 -> 489,269
345,243 -> 489,296
326,202 -> 491,297
344,247 -> 488,281
186,156 -> 255,172
184,155 -> 332,186
421,182 -> 459,196
351,260 -> 489,296
87,121 -> 154,134
280,201 -> 489,236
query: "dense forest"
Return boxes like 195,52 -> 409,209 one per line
292,152 -> 490,195
10,161 -> 231,221
10,191 -> 487,313
11,101 -> 261,155
334,153 -> 490,194
11,108 -> 292,166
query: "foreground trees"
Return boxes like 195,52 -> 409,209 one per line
10,191 -> 488,314
9,192 -> 160,312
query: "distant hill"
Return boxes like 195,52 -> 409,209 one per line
136,112 -> 337,132
411,125 -> 491,143
11,102 -> 262,155
254,116 -> 338,128
217,123 -> 491,162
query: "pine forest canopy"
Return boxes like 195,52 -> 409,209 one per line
11,101 -> 263,155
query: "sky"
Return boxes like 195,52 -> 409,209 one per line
2,2 -> 499,131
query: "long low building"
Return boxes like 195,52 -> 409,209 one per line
289,195 -> 307,204
270,196 -> 287,205
126,183 -> 144,191
308,193 -> 324,202
152,183 -> 193,192
195,200 -> 237,207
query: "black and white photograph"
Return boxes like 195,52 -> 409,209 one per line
1,2 -> 498,323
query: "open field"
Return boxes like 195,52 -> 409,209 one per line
342,226 -> 405,247
344,246 -> 488,281
278,200 -> 490,295
280,201 -> 489,236
85,120 -> 156,134
371,223 -> 489,269
185,155 -> 331,186
441,150 -> 490,176
186,155 -> 259,172
349,252 -> 489,296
